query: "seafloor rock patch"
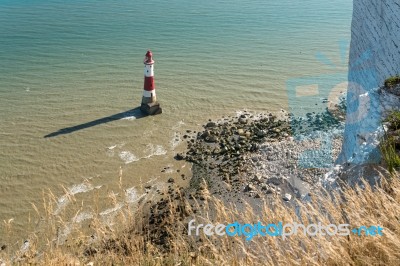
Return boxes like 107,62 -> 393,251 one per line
180,108 -> 344,209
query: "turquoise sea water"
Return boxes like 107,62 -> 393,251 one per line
0,0 -> 352,240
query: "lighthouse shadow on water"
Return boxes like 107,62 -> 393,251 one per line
43,107 -> 145,138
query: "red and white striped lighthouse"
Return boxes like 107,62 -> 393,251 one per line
142,50 -> 156,104
140,50 -> 162,115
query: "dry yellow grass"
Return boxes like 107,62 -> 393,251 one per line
1,173 -> 399,266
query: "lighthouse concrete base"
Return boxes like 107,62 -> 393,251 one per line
140,101 -> 162,116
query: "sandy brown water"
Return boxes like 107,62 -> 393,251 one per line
0,0 -> 352,244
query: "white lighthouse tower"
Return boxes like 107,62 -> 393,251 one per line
140,50 -> 162,115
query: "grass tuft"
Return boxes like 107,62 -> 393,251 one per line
384,75 -> 400,88
381,111 -> 400,175
380,134 -> 400,175
384,111 -> 400,131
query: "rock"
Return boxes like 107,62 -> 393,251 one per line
244,183 -> 256,192
245,131 -> 251,138
212,148 -> 220,155
167,178 -> 175,183
220,147 -> 228,154
266,188 -> 274,194
201,130 -> 210,139
268,177 -> 282,186
206,121 -> 217,128
239,117 -> 247,124
238,129 -> 245,136
272,128 -> 281,133
283,193 -> 292,201
175,153 -> 185,160
239,136 -> 246,141
257,130 -> 266,137
206,135 -> 218,143
253,175 -> 262,183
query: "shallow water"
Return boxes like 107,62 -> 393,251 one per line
0,0 -> 352,240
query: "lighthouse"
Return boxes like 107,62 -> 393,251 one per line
140,50 -> 162,115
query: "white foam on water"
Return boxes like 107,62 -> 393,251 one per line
58,225 -> 72,243
55,182 -> 95,215
170,132 -> 181,150
170,121 -> 186,150
108,145 -> 117,150
19,240 -> 30,253
100,203 -> 124,216
118,145 -> 167,164
144,144 -> 167,159
107,143 -> 125,157
106,145 -> 116,157
153,145 -> 167,156
119,151 -> 139,164
122,115 -> 137,121
55,213 -> 93,243
56,210 -> 97,243
235,109 -> 251,117
52,187 -> 149,244
125,187 -> 138,203
69,182 -> 93,194
72,211 -> 94,223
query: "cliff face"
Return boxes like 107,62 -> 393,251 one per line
339,0 -> 400,164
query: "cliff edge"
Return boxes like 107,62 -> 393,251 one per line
339,0 -> 400,164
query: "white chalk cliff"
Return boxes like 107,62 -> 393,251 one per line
339,0 -> 400,164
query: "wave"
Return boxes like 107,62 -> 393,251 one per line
119,151 -> 139,164
54,181 -> 96,215
143,144 -> 167,158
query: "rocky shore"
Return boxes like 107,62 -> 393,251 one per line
177,106 -> 345,204
137,103 -> 348,250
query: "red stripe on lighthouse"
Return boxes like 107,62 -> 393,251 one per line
144,76 -> 155,91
